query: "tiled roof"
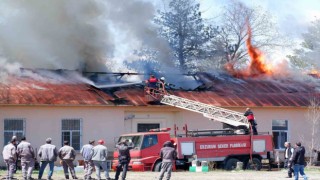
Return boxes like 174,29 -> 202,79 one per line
112,76 -> 320,107
0,76 -> 114,105
1,70 -> 319,107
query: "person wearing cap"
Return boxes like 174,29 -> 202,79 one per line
91,139 -> 111,180
38,138 -> 58,180
81,140 -> 95,180
244,108 -> 258,135
289,142 -> 308,180
115,139 -> 134,180
158,141 -> 177,180
58,141 -> 78,179
17,136 -> 35,180
2,138 -> 17,180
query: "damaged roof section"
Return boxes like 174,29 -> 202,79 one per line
0,69 -> 319,107
111,72 -> 320,107
0,70 -> 114,106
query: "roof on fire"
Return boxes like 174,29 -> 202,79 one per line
0,70 -> 319,107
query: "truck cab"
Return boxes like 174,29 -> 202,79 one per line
112,131 -> 171,171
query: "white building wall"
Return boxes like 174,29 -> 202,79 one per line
0,105 -> 314,167
0,106 -> 124,166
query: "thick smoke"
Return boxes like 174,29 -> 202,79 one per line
0,0 -> 114,72
0,0 -> 172,75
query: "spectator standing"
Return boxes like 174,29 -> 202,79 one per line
91,139 -> 111,180
17,136 -> 35,180
284,142 -> 294,178
81,140 -> 95,180
115,139 -> 134,180
58,141 -> 78,179
2,138 -> 17,180
158,141 -> 177,180
290,142 -> 308,180
38,138 -> 58,180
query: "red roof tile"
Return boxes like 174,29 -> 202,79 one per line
1,71 -> 319,107
111,77 -> 320,107
0,76 -> 114,105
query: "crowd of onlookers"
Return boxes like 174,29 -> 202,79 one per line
2,136 -> 177,180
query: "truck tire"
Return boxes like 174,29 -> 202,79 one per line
225,158 -> 239,170
154,161 -> 162,172
246,158 -> 262,171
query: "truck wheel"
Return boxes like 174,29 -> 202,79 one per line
154,161 -> 162,172
246,158 -> 262,171
225,158 -> 239,170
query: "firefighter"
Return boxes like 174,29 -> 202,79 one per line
284,142 -> 294,178
2,137 -> 17,180
58,141 -> 78,179
91,140 -> 111,180
244,108 -> 258,135
17,136 -> 35,180
80,140 -> 95,180
115,139 -> 134,180
158,141 -> 177,180
146,75 -> 158,94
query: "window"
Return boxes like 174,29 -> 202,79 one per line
141,135 -> 158,149
118,135 -> 143,149
137,123 -> 160,132
4,119 -> 25,146
272,120 -> 288,149
61,119 -> 82,150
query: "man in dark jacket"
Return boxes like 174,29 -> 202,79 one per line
244,108 -> 258,135
284,142 -> 294,178
158,141 -> 177,180
115,139 -> 134,180
289,142 -> 308,180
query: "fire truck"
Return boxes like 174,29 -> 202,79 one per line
112,83 -> 274,171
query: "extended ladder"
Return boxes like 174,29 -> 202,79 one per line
160,94 -> 249,128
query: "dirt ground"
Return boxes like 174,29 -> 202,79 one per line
1,169 -> 320,180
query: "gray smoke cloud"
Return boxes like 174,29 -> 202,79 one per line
0,0 -> 114,72
0,0 -> 172,75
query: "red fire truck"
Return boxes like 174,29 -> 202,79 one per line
112,126 -> 274,171
112,83 -> 275,171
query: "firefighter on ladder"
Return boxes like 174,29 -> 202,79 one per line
244,108 -> 258,135
145,74 -> 158,95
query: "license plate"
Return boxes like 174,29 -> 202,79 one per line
262,159 -> 269,163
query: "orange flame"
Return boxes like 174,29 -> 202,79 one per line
225,22 -> 273,78
309,69 -> 320,78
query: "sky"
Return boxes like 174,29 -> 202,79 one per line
201,0 -> 320,41
0,0 -> 319,75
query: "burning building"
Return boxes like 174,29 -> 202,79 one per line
0,67 -> 320,166
0,1 -> 320,168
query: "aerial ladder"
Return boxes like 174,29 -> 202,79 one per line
144,82 -> 261,168
144,82 -> 250,130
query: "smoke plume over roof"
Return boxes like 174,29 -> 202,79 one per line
0,0 -> 171,75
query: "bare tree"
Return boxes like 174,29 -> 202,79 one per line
305,97 -> 320,166
217,0 -> 285,68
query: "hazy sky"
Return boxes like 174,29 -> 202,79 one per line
201,0 -> 320,40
